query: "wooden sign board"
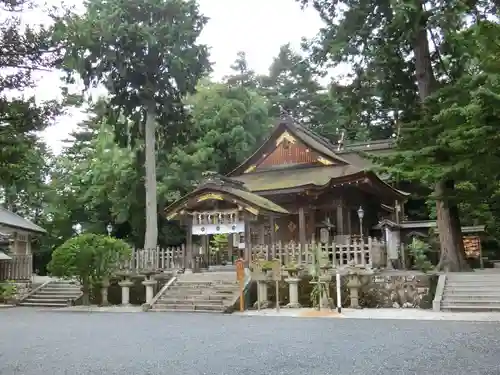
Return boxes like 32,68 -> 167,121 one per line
271,260 -> 282,281
463,236 -> 481,258
235,259 -> 245,282
249,261 -> 267,281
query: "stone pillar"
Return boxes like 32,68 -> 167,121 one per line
318,275 -> 331,308
346,274 -> 362,308
100,279 -> 110,306
285,278 -> 301,308
142,278 -> 156,304
118,279 -> 134,306
254,280 -> 270,308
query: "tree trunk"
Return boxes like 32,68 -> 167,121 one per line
143,102 -> 158,251
412,0 -> 468,271
81,283 -> 90,305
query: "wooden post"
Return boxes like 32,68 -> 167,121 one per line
186,224 -> 193,270
244,214 -> 251,264
298,207 -> 306,260
336,201 -> 344,236
269,215 -> 276,244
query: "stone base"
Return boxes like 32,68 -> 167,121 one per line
286,302 -> 301,308
253,300 -> 271,309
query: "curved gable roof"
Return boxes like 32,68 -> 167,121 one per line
164,175 -> 289,220
228,118 -> 350,176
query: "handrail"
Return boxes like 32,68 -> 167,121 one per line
16,279 -> 52,305
432,274 -> 447,312
143,274 -> 177,312
225,268 -> 252,313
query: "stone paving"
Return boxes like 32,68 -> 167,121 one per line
38,304 -> 500,322
1,307 -> 500,374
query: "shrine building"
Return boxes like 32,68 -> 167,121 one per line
164,118 -> 421,269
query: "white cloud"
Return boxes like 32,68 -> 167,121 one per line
18,0 -> 324,154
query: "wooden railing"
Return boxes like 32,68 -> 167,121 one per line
0,254 -> 33,281
250,238 -> 385,268
120,246 -> 185,272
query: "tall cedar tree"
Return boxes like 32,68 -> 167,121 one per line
298,0 -> 500,270
54,0 -> 210,250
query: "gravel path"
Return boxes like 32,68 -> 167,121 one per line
1,308 -> 500,375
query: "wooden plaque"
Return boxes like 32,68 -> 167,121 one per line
271,260 -> 282,281
250,261 -> 266,281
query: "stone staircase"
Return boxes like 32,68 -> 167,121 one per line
19,280 -> 81,308
150,272 -> 240,313
441,271 -> 500,311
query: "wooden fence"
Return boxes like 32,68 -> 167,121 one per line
120,246 -> 185,272
0,254 -> 33,281
250,238 -> 385,268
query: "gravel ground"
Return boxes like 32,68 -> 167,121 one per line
1,308 -> 500,375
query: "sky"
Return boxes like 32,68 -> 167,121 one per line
24,0 -> 324,154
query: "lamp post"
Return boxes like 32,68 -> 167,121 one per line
106,223 -> 113,237
357,206 -> 364,239
73,223 -> 82,235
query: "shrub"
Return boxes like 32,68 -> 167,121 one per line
48,234 -> 132,305
0,281 -> 17,303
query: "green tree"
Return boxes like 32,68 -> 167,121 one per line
54,0 -> 211,251
0,0 -> 67,214
177,80 -> 272,176
48,233 -> 132,305
298,0 -> 500,270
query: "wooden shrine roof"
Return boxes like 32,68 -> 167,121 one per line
164,174 -> 289,220
232,165 -> 409,199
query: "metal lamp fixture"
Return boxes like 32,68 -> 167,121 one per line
357,206 -> 364,238
106,223 -> 113,236
357,206 -> 364,220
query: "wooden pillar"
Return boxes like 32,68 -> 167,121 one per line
227,233 -> 234,264
336,202 -> 345,235
202,235 -> 209,269
259,221 -> 265,244
298,207 -> 306,255
244,214 -> 251,265
269,215 -> 276,244
185,224 -> 193,269
347,208 -> 352,236
309,209 -> 316,242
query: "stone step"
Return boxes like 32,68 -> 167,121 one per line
38,289 -> 81,294
445,282 -> 500,287
23,297 -> 72,304
444,290 -> 500,296
443,296 -> 500,302
153,303 -> 225,312
44,283 -> 79,288
441,299 -> 500,305
29,293 -> 80,300
175,281 -> 238,287
441,303 -> 500,311
157,298 -> 224,305
149,308 -> 223,314
170,287 -> 237,294
19,301 -> 69,307
160,292 -> 232,301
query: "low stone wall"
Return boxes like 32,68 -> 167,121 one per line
247,272 -> 438,310
13,282 -> 31,301
361,273 -> 438,309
